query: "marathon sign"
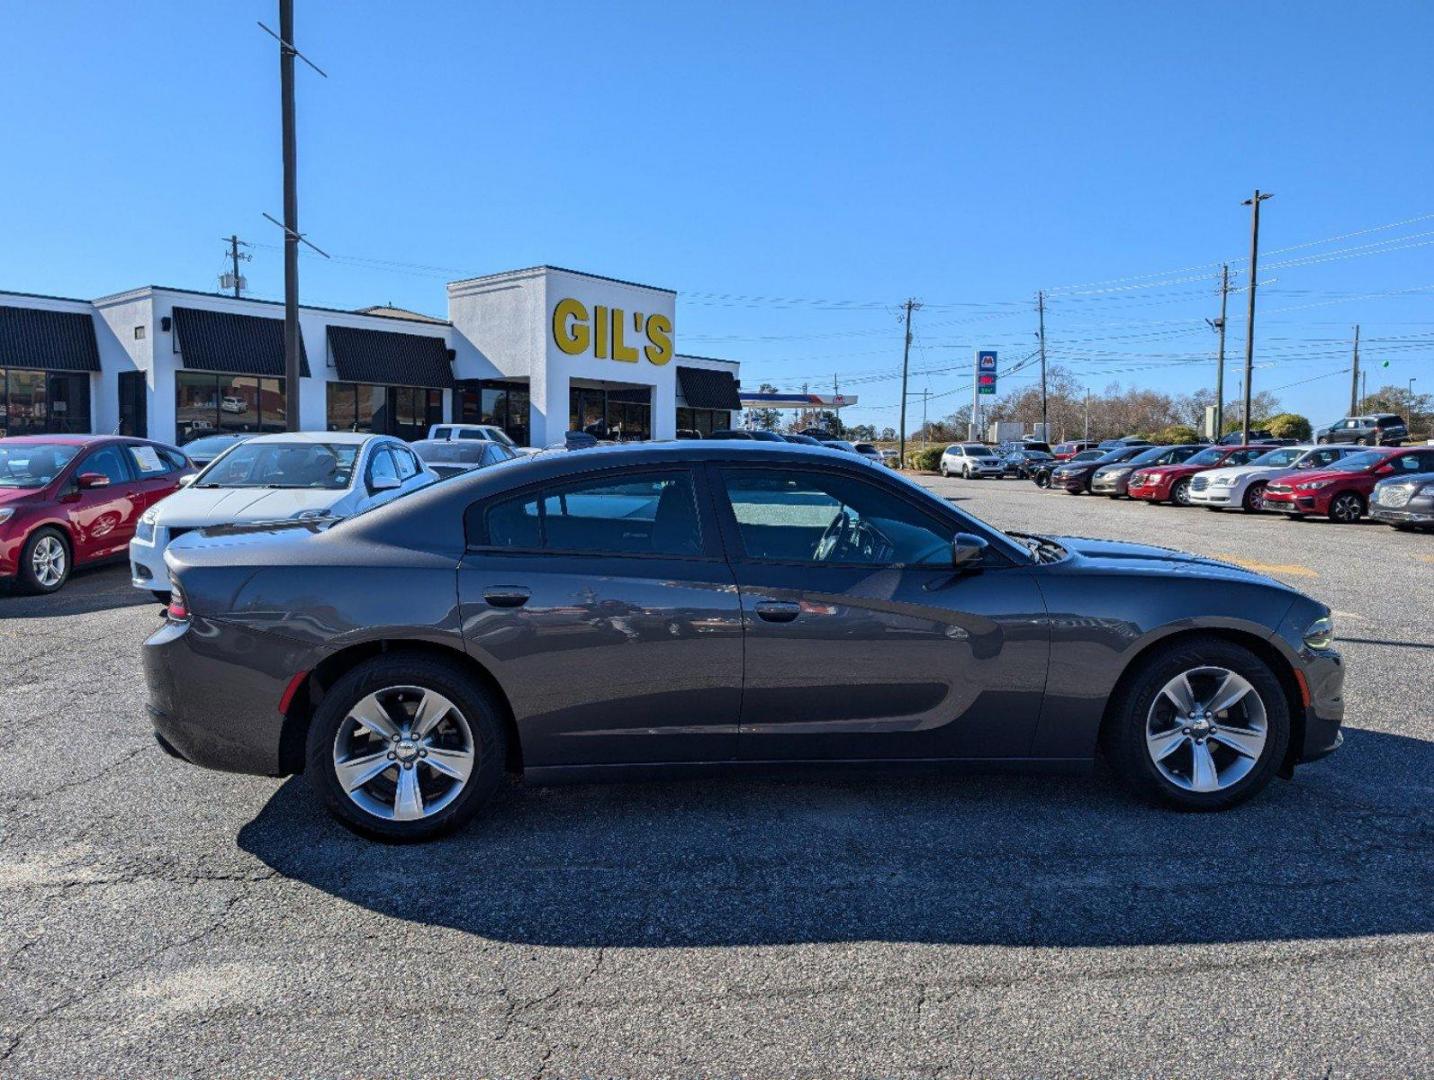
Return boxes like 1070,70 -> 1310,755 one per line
976,350 -> 997,395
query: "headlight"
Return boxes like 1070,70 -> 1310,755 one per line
1303,615 -> 1335,651
1297,478 -> 1334,491
1212,474 -> 1239,487
141,507 -> 159,525
135,520 -> 154,543
0,507 -> 14,526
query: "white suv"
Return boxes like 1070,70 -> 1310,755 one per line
130,432 -> 436,599
939,443 -> 1005,478
427,423 -> 538,455
1188,444 -> 1364,512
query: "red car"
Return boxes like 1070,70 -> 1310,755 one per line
1262,446 -> 1434,523
1128,444 -> 1271,506
1051,440 -> 1099,460
0,435 -> 194,594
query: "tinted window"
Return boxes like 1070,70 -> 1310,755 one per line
721,469 -> 952,566
1394,451 -> 1434,472
78,445 -> 131,486
477,471 -> 702,557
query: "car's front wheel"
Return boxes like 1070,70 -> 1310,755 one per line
1328,492 -> 1364,523
1171,478 -> 1192,506
1034,473 -> 1050,488
1242,482 -> 1267,513
1102,638 -> 1290,810
18,528 -> 70,594
305,654 -> 508,841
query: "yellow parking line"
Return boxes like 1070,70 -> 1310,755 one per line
1418,554 -> 1434,565
1212,554 -> 1317,578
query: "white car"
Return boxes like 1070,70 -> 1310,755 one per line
426,423 -> 539,455
939,443 -> 1005,478
1188,444 -> 1365,512
130,432 -> 436,598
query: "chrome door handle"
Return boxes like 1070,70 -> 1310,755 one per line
483,586 -> 531,608
753,600 -> 801,623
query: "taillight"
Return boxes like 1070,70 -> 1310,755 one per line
167,575 -> 190,622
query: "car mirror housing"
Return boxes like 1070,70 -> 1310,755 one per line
370,476 -> 402,492
178,473 -> 196,487
76,472 -> 110,490
952,532 -> 989,571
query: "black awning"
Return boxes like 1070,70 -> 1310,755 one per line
0,305 -> 101,372
676,366 -> 741,411
172,306 -> 311,378
327,325 -> 454,389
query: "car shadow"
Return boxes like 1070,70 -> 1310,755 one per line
0,563 -> 157,618
237,727 -> 1432,949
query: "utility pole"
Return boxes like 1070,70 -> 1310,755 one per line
897,298 -> 919,466
832,373 -> 841,437
1360,370 -> 1367,410
1206,264 -> 1230,438
1348,324 -> 1361,415
921,389 -> 929,450
1240,189 -> 1273,445
221,235 -> 251,297
1037,290 -> 1048,439
278,0 -> 301,430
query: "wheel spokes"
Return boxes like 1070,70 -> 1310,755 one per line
1211,723 -> 1265,760
1161,673 -> 1197,714
334,749 -> 392,793
348,693 -> 402,740
423,745 -> 474,783
1204,671 -> 1253,716
1146,726 -> 1189,763
411,690 -> 456,740
393,765 -> 425,820
1189,740 -> 1220,792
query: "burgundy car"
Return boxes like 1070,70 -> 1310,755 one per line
0,435 -> 194,594
1263,446 -> 1434,523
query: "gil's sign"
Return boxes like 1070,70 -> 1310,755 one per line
552,298 -> 673,365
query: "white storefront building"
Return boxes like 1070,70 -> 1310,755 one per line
0,265 -> 742,447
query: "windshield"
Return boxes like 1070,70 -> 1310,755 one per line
183,434 -> 242,456
1186,448 -> 1226,466
1129,446 -> 1176,465
1327,451 -> 1388,472
0,443 -> 80,488
1249,447 -> 1303,467
1093,447 -> 1138,464
195,442 -> 360,489
965,445 -> 994,456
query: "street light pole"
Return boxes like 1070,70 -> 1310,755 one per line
1239,190 -> 1272,445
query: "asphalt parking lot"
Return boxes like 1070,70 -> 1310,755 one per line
1,476 -> 1430,1078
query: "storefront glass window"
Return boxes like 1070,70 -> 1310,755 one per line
327,382 -> 442,438
177,372 -> 287,444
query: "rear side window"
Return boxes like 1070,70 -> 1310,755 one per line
1395,451 -> 1434,472
392,447 -> 419,480
472,470 -> 702,557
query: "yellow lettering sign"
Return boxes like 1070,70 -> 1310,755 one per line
644,313 -> 673,365
552,298 -> 589,355
551,299 -> 674,365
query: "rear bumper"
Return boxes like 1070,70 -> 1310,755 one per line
144,615 -> 318,776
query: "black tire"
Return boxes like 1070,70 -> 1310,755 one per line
1354,437 -> 1368,446
16,527 -> 71,595
1241,482 -> 1267,513
1328,491 -> 1364,524
305,654 -> 509,842
1170,478 -> 1192,506
1316,436 -> 1329,445
1034,473 -> 1050,489
1102,637 -> 1291,811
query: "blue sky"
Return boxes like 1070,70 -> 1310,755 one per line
3,0 -> 1432,429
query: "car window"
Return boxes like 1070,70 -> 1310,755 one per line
457,430 -> 488,440
1394,451 -> 1434,472
198,442 -> 358,489
367,448 -> 400,489
391,447 -> 419,480
126,443 -> 171,476
475,470 -> 702,557
0,443 -> 81,488
77,445 -> 132,486
720,469 -> 952,566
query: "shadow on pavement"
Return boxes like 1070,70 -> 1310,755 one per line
238,726 -> 1432,949
0,564 -> 157,619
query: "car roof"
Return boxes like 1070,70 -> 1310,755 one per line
242,431 -> 377,446
0,434 -> 129,446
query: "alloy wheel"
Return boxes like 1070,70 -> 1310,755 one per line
1145,666 -> 1268,793
1243,484 -> 1265,512
31,536 -> 67,588
1330,493 -> 1363,523
332,685 -> 476,822
1172,479 -> 1191,506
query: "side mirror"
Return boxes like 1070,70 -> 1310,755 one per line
76,472 -> 110,490
178,473 -> 197,487
370,475 -> 402,493
952,532 -> 989,572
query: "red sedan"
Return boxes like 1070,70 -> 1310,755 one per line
1051,440 -> 1099,460
0,435 -> 194,594
1262,446 -> 1434,523
1128,444 -> 1271,506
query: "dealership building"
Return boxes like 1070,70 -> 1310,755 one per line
0,265 -> 742,447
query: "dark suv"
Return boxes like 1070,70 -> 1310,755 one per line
1316,414 -> 1408,447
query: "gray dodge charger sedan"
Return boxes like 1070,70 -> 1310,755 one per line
145,442 -> 1344,841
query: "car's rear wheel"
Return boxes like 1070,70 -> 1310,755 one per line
1103,638 -> 1290,810
1328,492 -> 1364,523
1171,478 -> 1192,506
305,655 -> 507,841
1242,482 -> 1267,513
18,528 -> 70,594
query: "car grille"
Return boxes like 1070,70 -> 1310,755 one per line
1191,475 -> 1209,492
1377,485 -> 1413,508
1266,483 -> 1292,494
167,526 -> 196,542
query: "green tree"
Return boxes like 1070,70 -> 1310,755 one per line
1265,413 -> 1312,440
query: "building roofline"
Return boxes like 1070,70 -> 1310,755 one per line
90,284 -> 453,326
674,353 -> 740,366
446,264 -> 677,295
0,288 -> 97,306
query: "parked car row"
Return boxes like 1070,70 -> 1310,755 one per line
710,429 -> 894,464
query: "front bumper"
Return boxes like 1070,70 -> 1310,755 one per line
144,614 -> 319,776
1127,481 -> 1169,501
1263,490 -> 1320,515
1371,503 -> 1434,525
1295,648 -> 1345,764
1189,485 -> 1238,506
130,528 -> 170,590
1090,475 -> 1130,495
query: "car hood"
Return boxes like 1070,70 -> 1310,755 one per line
0,486 -> 43,509
151,486 -> 354,525
1269,467 -> 1370,487
1055,535 -> 1275,582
